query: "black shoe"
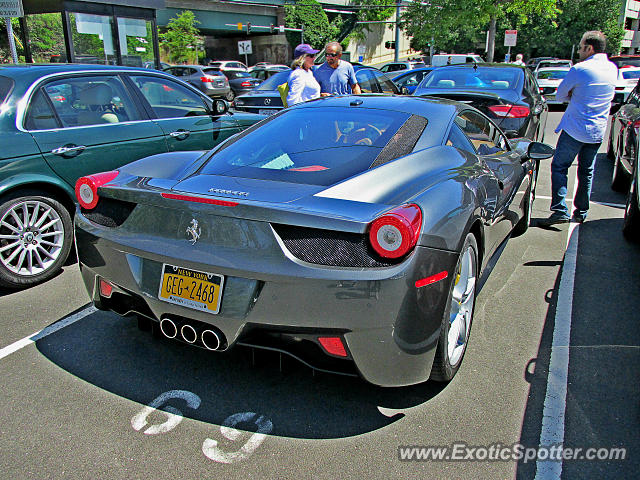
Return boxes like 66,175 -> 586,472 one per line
538,214 -> 571,227
571,214 -> 585,224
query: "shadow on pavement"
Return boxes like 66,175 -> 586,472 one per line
516,217 -> 640,478
34,309 -> 445,440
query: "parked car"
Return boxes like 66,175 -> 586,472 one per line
525,56 -> 557,71
623,138 -> 640,241
610,54 -> 640,69
413,64 -> 548,141
207,60 -> 248,71
378,60 -> 426,79
0,64 -> 264,288
233,65 -> 400,116
163,65 -> 230,99
534,59 -> 572,72
430,54 -> 484,67
207,68 -> 262,101
73,94 -> 554,386
249,64 -> 290,81
613,66 -> 640,106
607,80 -> 640,192
535,67 -> 571,105
391,67 -> 435,94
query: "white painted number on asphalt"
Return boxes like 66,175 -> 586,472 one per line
132,390 -> 272,464
202,412 -> 273,464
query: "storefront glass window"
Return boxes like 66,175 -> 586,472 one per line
1,17 -> 27,63
117,17 -> 155,68
69,13 -> 116,65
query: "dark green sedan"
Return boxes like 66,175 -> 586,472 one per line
0,64 -> 264,288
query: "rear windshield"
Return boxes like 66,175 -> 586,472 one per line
202,68 -> 224,76
612,58 -> 640,68
422,68 -> 521,90
0,76 -> 13,103
199,107 -> 411,185
622,69 -> 640,80
537,70 -> 569,80
224,70 -> 252,79
256,70 -> 292,91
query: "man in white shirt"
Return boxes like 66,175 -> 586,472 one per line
539,31 -> 617,226
513,53 -> 525,66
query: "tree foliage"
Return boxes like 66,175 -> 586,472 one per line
159,10 -> 203,64
284,0 -> 338,51
400,0 -> 559,60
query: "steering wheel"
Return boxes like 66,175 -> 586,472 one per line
346,124 -> 383,146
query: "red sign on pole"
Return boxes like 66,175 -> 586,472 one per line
504,30 -> 517,47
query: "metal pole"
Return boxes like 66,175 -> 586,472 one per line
5,17 -> 19,63
394,0 -> 400,62
301,24 -> 304,44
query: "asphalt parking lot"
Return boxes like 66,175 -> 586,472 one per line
0,109 -> 638,479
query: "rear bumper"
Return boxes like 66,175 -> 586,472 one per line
75,214 -> 458,387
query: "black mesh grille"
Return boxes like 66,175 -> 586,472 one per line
272,224 -> 402,267
370,114 -> 428,169
82,198 -> 136,228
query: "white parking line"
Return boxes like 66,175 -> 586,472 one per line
535,195 -> 624,209
0,305 -> 97,361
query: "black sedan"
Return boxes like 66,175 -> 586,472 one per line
208,68 -> 262,102
74,95 -> 553,386
608,80 -> 640,192
234,65 -> 399,116
413,64 -> 548,142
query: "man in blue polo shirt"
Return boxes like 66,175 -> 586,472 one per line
314,42 -> 361,96
539,30 -> 617,226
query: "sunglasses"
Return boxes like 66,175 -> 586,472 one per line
326,53 -> 339,57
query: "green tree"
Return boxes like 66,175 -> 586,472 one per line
159,10 -> 203,64
284,0 -> 338,51
400,0 -> 559,61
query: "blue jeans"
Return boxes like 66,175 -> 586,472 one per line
550,131 -> 601,219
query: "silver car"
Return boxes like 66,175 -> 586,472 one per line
74,95 -> 553,387
163,65 -> 230,98
535,67 -> 570,105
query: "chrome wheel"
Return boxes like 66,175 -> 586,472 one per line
0,199 -> 65,277
448,244 -> 476,366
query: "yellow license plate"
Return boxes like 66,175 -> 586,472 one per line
158,264 -> 224,314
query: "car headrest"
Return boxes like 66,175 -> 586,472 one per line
437,79 -> 455,88
79,83 -> 113,106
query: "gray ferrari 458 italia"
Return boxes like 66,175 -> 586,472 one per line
74,95 -> 554,387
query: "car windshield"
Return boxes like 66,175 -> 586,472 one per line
537,70 -> 569,80
202,68 -> 224,76
199,107 -> 411,185
622,69 -> 640,80
421,68 -> 521,89
255,70 -> 292,91
0,76 -> 13,103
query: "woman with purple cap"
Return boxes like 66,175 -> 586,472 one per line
286,43 -> 321,106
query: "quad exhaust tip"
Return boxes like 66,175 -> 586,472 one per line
159,317 -> 224,351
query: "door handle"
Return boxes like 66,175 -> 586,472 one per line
169,130 -> 191,140
51,144 -> 86,156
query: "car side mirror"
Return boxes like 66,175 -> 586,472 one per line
526,142 -> 555,161
210,98 -> 229,116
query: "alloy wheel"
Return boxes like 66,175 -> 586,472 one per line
447,244 -> 477,366
0,199 -> 65,277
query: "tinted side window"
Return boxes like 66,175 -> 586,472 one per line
356,69 -> 378,93
24,89 -> 59,130
446,123 -> 475,154
0,76 -> 13,103
37,75 -> 140,128
372,70 -> 398,94
456,111 -> 508,155
131,75 -> 208,118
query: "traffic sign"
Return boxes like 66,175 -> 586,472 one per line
0,0 -> 23,17
504,30 -> 517,47
238,40 -> 252,55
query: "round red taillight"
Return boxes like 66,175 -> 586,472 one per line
368,204 -> 422,259
75,171 -> 119,210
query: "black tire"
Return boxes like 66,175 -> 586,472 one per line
430,233 -> 478,382
623,164 -> 640,241
513,171 -> 535,236
612,150 -> 630,192
607,130 -> 615,160
225,89 -> 235,102
0,191 -> 73,288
